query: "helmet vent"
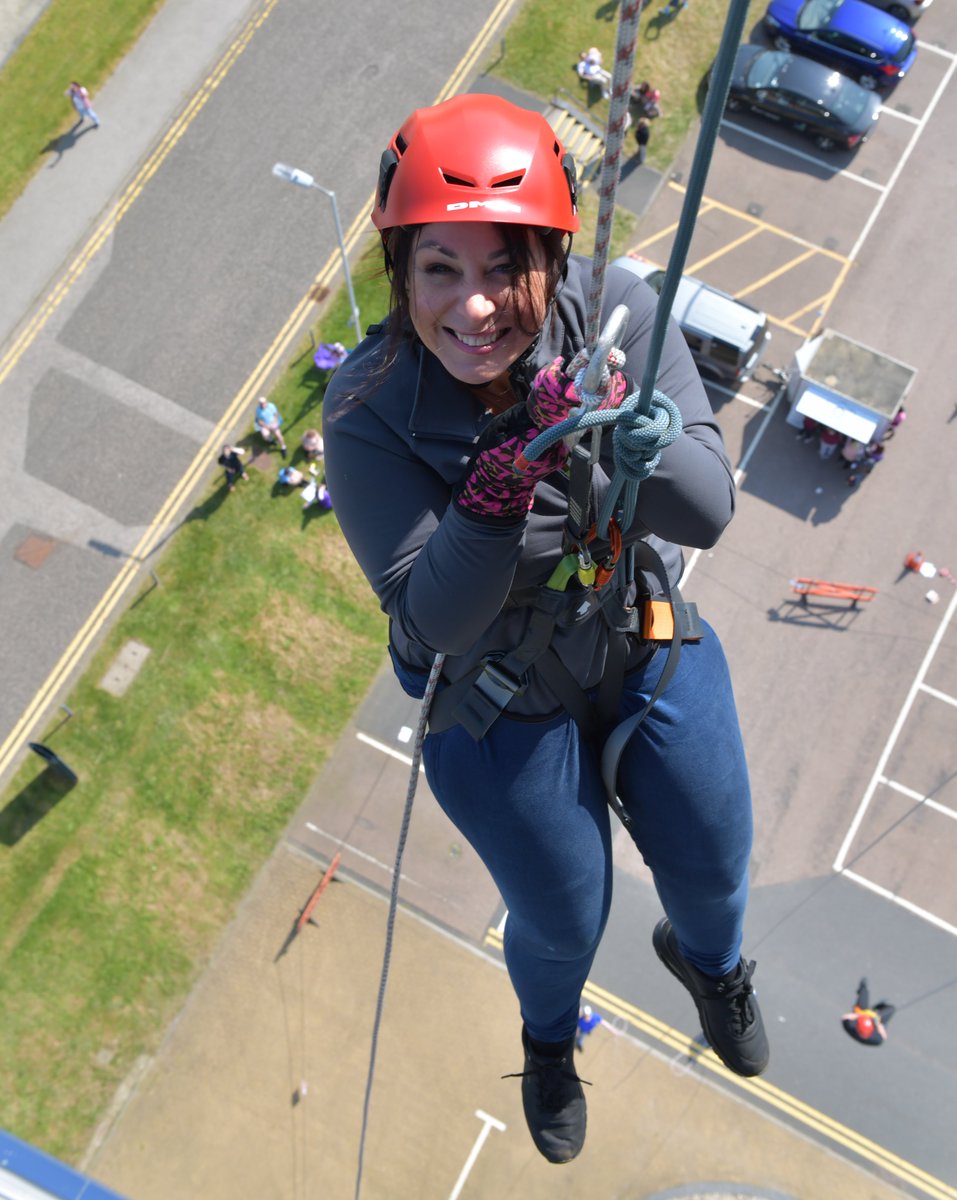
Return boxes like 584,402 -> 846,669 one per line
440,172 -> 476,188
492,174 -> 525,189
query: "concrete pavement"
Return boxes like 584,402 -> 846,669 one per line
85,836 -> 911,1200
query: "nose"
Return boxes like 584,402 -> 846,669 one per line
461,288 -> 498,323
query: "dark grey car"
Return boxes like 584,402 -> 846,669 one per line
725,45 -> 882,150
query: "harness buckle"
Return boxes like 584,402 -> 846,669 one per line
451,656 -> 527,741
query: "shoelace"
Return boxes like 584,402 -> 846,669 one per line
715,959 -> 758,1034
502,1055 -> 592,1111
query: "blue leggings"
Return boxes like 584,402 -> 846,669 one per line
422,622 -> 752,1043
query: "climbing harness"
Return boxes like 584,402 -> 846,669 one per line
355,1 -> 754,1194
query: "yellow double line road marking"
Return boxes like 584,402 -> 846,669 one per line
485,925 -> 956,1199
0,0 -> 516,777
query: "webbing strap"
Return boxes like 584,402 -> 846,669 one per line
428,590 -> 571,738
600,625 -> 681,822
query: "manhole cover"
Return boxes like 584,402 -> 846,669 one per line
15,533 -> 57,569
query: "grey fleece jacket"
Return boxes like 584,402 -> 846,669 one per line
322,255 -> 735,715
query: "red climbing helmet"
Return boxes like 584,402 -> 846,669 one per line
372,94 -> 579,235
855,1013 -> 876,1038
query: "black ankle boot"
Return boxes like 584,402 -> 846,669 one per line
653,918 -> 770,1077
504,1026 -> 588,1163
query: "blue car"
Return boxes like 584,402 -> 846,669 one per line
764,0 -> 918,89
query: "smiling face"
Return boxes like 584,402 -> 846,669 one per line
406,222 -> 550,388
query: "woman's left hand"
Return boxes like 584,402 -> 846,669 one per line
526,354 -> 627,430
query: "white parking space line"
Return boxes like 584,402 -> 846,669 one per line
680,388 -> 788,588
304,821 -> 416,881
918,40 -> 957,61
846,52 -> 957,261
920,682 -> 957,709
833,587 -> 957,933
880,106 -> 922,125
841,868 -> 957,937
882,777 -> 957,822
356,729 -> 423,770
719,118 -> 888,190
448,1111 -> 506,1200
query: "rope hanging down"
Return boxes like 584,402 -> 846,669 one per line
354,2 -> 753,1194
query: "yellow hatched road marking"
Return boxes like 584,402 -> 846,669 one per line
665,181 -> 851,264
686,224 -> 763,276
485,926 -> 956,1200
633,183 -> 855,335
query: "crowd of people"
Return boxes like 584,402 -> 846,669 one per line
797,405 -> 905,487
216,344 -> 347,509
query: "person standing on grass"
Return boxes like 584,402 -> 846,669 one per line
66,81 -> 99,128
254,396 -> 288,457
218,445 -> 248,491
323,94 -> 768,1167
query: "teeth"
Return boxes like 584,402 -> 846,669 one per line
458,331 -> 498,347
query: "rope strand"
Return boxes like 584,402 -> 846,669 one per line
354,653 -> 445,1200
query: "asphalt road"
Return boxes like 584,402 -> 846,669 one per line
0,0 -> 517,769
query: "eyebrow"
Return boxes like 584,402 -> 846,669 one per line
415,239 -> 512,261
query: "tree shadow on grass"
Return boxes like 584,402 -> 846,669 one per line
0,766 -> 78,846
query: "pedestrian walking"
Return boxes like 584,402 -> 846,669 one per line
254,396 -> 287,456
842,978 -> 895,1045
323,93 -> 768,1167
576,1005 -> 602,1051
65,81 -> 99,128
218,445 -> 248,491
634,118 -> 651,165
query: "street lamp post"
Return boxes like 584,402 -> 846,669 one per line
272,162 -> 361,341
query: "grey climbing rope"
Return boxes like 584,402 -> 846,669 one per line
354,652 -> 444,1200
585,0 -> 643,351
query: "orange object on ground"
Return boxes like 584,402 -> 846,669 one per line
790,578 -> 878,607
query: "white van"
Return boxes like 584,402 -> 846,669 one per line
611,254 -> 770,386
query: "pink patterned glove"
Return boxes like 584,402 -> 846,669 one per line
455,407 -> 566,522
455,352 -> 628,523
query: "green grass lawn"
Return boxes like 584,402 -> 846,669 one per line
0,0 -> 167,220
0,0 -> 734,1167
491,0 -> 732,172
